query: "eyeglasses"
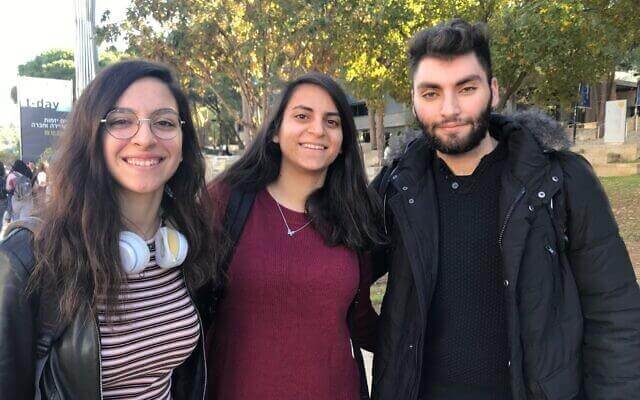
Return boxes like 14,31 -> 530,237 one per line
100,109 -> 185,140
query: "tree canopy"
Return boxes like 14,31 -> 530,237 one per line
12,47 -> 127,104
18,49 -> 75,81
99,0 -> 639,148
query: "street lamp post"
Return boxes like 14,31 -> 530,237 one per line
74,0 -> 98,99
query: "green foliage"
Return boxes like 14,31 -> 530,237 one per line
18,49 -> 75,81
99,0 -> 350,144
343,0 -> 640,109
17,48 -> 128,81
99,0 -> 640,136
0,125 -> 20,164
619,46 -> 640,72
13,48 -> 129,104
493,0 -> 640,108
99,47 -> 129,69
37,147 -> 55,165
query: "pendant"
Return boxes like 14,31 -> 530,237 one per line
287,228 -> 295,237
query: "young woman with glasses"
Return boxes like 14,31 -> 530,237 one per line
206,73 -> 386,400
0,60 -> 222,399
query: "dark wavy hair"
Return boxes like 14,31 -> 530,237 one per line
29,60 -> 222,321
217,72 -> 386,251
408,18 -> 492,81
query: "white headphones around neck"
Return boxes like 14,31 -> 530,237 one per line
119,226 -> 188,274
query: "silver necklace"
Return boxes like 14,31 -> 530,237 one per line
273,199 -> 313,237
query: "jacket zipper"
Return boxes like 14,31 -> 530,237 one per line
93,315 -> 104,400
498,187 -> 526,251
383,193 -> 388,234
381,165 -> 401,235
186,283 -> 207,400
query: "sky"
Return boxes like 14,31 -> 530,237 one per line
0,0 -> 130,126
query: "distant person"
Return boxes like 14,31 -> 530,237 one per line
27,161 -> 36,173
6,159 -> 34,222
33,161 -> 49,207
0,162 -> 8,225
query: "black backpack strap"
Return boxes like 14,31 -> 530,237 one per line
223,189 -> 257,254
208,188 -> 257,317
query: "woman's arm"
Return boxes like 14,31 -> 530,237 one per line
352,252 -> 379,353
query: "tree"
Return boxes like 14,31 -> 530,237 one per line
186,75 -> 242,149
11,48 -> 127,103
345,1 -> 640,132
99,0 -> 639,150
619,46 -> 640,72
18,49 -> 75,81
0,125 -> 20,164
100,0 -> 347,145
490,0 -> 640,112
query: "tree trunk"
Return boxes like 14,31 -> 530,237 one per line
239,90 -> 253,147
496,71 -> 528,111
368,107 -> 377,150
191,103 -> 207,146
213,98 -> 223,148
375,106 -> 385,166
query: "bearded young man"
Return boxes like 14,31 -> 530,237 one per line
370,19 -> 640,400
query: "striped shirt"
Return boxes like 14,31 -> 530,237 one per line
97,241 -> 200,400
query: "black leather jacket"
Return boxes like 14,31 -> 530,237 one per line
0,226 -> 209,399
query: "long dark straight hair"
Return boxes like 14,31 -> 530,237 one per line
29,60 -> 222,321
218,72 -> 386,251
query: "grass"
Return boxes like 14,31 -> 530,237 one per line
370,175 -> 640,310
600,175 -> 640,239
600,175 -> 640,274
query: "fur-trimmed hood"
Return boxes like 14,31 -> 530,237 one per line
509,109 -> 571,152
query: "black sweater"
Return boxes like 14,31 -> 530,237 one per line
422,141 -> 511,399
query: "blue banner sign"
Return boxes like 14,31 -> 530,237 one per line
17,77 -> 73,162
578,84 -> 590,108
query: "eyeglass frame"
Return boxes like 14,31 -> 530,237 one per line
100,108 -> 186,140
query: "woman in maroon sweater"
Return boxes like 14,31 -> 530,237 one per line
206,73 -> 386,399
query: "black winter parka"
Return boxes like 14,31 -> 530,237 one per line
370,111 -> 640,400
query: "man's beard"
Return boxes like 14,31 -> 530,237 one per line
419,100 -> 492,155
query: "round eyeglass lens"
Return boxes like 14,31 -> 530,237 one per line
105,111 -> 138,139
150,112 -> 181,140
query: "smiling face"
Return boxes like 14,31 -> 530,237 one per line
412,53 -> 499,154
273,83 -> 343,183
102,77 -> 183,202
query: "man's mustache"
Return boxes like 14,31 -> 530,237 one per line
432,118 -> 473,128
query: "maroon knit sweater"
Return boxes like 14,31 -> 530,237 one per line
207,189 -> 374,400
